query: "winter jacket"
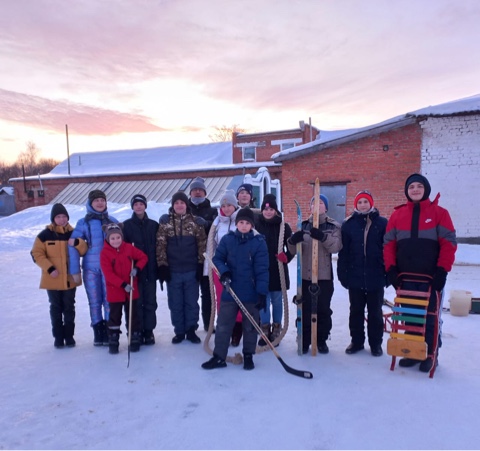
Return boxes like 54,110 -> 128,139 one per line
123,212 -> 159,283
31,223 -> 87,290
188,198 -> 217,235
100,241 -> 148,303
384,194 -> 457,275
254,213 -> 293,291
213,229 -> 269,304
287,213 -> 342,281
204,208 -> 239,275
156,211 -> 207,272
337,209 -> 387,290
68,202 -> 118,274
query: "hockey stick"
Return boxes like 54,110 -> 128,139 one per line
204,253 -> 313,379
127,245 -> 134,368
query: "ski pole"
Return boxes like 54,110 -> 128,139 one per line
204,253 -> 313,379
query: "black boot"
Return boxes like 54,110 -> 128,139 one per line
201,354 -> 227,370
130,332 -> 142,353
93,322 -> 103,346
243,353 -> 255,370
108,330 -> 120,354
143,330 -> 155,345
186,327 -> 201,344
231,321 -> 243,347
53,324 -> 64,349
101,320 -> 109,346
64,323 -> 76,348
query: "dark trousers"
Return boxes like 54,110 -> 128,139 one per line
348,288 -> 384,347
137,278 -> 158,332
47,288 -> 76,338
301,279 -> 334,346
200,275 -> 212,329
401,280 -> 442,354
214,301 -> 259,360
108,300 -> 141,333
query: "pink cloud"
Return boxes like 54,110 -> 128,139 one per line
0,88 -> 165,135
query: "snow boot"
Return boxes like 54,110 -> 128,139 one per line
201,354 -> 227,370
53,324 -> 64,348
186,327 -> 201,344
93,322 -> 104,347
129,331 -> 142,353
172,334 -> 185,344
101,320 -> 109,346
317,341 -> 329,354
271,322 -> 281,345
143,330 -> 155,345
64,323 -> 76,348
398,358 -> 420,368
345,342 -> 364,354
231,321 -> 243,347
108,330 -> 120,354
419,356 -> 438,373
257,323 -> 271,346
243,353 -> 255,370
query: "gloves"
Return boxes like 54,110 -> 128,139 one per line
289,230 -> 304,245
157,265 -> 172,291
255,294 -> 267,311
276,252 -> 288,264
194,216 -> 207,227
196,263 -> 203,281
123,283 -> 133,293
309,227 -> 325,241
432,267 -> 448,291
387,267 -> 399,289
130,267 -> 139,278
220,271 -> 232,286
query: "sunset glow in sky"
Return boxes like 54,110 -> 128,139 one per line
1,0 -> 479,163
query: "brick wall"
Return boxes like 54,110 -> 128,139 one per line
420,114 -> 480,241
280,123 -> 422,227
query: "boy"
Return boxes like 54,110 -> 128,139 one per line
100,223 -> 148,354
123,194 -> 159,345
287,194 -> 342,355
202,207 -> 269,371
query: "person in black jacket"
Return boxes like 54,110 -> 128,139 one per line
337,191 -> 387,357
254,194 -> 293,345
123,194 -> 159,345
188,177 -> 218,331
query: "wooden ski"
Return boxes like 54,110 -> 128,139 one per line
309,178 -> 320,356
293,200 -> 303,356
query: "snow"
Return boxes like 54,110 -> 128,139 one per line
1,204 -> 480,450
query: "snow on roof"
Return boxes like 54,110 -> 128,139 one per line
407,93 -> 480,117
48,142 -> 235,177
0,186 -> 14,195
271,93 -> 480,161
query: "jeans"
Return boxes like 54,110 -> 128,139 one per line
259,291 -> 283,324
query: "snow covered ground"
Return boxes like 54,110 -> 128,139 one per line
1,203 -> 479,450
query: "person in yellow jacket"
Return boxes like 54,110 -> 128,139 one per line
31,204 -> 87,348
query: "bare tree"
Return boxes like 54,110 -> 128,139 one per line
209,124 -> 246,142
16,141 -> 40,175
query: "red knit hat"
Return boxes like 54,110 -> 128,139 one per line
354,190 -> 374,209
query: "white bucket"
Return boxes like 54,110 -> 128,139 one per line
449,290 -> 472,316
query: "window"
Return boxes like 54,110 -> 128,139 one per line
243,146 -> 256,161
281,142 -> 295,151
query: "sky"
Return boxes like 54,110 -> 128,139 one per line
1,0 -> 480,164
0,202 -> 479,449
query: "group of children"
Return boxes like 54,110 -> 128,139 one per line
32,173 -> 456,374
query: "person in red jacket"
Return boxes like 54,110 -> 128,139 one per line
100,223 -> 148,354
384,173 -> 457,372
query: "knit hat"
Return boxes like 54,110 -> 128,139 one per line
50,203 -> 69,223
130,194 -> 147,209
236,183 -> 253,198
171,191 -> 189,206
354,190 -> 374,209
310,194 -> 329,211
189,177 -> 207,195
88,189 -> 106,204
261,194 -> 279,213
235,207 -> 255,227
220,189 -> 238,207
102,223 -> 124,241
405,173 -> 431,201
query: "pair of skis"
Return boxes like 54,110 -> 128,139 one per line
294,178 -> 321,357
